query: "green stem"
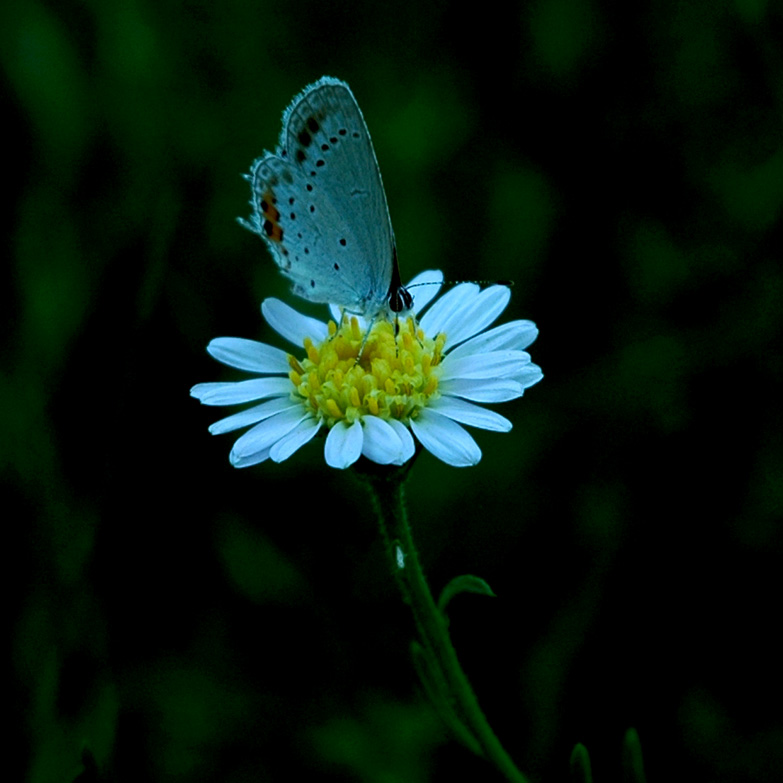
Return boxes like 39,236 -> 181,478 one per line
356,464 -> 530,783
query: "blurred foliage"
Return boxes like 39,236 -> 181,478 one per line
4,0 -> 782,781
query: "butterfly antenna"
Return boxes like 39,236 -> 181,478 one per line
408,278 -> 514,291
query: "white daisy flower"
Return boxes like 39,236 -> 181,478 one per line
190,270 -> 542,469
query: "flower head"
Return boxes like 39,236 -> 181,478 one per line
190,270 -> 542,469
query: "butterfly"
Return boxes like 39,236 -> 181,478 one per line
239,77 -> 413,318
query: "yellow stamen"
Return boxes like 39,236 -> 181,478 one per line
325,399 -> 343,419
306,342 -> 319,363
289,316 -> 445,428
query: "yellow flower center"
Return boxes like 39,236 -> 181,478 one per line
287,315 -> 446,427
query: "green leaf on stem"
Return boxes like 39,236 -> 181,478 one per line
437,574 -> 496,615
570,743 -> 593,783
410,640 -> 483,757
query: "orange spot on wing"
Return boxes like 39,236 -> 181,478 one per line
260,189 -> 284,243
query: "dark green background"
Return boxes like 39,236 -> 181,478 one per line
5,1 -> 782,781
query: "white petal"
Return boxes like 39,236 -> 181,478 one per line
418,283 -> 480,337
207,338 -> 290,373
440,350 -> 533,381
230,446 -> 271,468
231,407 -> 310,460
446,320 -> 539,361
328,303 -> 342,323
324,420 -> 363,469
440,286 -> 511,348
512,364 -> 544,389
191,382 -> 228,401
270,416 -> 322,462
429,397 -> 512,432
439,377 -> 526,403
407,269 -> 444,314
386,419 -> 416,464
261,298 -> 329,346
190,377 -> 292,405
410,409 -> 481,467
208,397 -> 300,435
361,416 -> 404,465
